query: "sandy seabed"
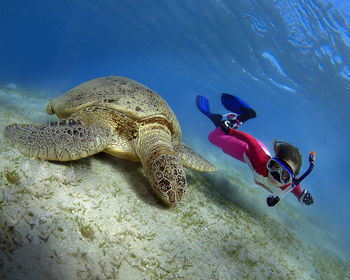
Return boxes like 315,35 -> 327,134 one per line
0,85 -> 349,280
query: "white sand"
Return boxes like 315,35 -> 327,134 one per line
0,86 -> 349,280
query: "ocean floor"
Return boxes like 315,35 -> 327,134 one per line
0,85 -> 349,280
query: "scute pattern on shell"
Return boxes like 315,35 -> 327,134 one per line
49,76 -> 181,141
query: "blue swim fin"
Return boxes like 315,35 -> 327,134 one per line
196,95 -> 223,127
221,93 -> 256,123
196,95 -> 214,117
221,93 -> 251,114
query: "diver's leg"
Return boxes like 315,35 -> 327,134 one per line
208,114 -> 223,127
208,127 -> 248,162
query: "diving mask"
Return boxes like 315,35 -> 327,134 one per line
267,158 -> 294,185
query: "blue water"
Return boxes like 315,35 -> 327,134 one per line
1,0 -> 350,261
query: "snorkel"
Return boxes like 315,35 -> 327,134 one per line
266,151 -> 316,207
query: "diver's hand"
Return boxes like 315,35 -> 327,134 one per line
299,189 -> 314,205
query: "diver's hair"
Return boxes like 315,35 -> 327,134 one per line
273,139 -> 302,175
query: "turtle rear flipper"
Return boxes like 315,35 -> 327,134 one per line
4,119 -> 111,161
173,142 -> 217,172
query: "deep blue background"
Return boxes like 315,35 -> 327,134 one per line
1,0 -> 349,258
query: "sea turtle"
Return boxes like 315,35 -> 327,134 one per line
4,76 -> 216,206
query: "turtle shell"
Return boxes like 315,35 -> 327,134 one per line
47,76 -> 182,141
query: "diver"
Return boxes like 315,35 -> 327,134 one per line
196,93 -> 314,207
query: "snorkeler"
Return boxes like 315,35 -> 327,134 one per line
196,94 -> 314,207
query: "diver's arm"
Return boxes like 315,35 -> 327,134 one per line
282,183 -> 314,205
290,183 -> 303,198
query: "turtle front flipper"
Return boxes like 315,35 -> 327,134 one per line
4,120 -> 111,161
135,122 -> 186,206
173,142 -> 217,172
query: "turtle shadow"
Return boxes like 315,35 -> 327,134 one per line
48,154 -> 169,209
93,153 -> 168,209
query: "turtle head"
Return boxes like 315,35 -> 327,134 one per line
135,121 -> 187,206
147,152 -> 186,206
46,101 -> 55,115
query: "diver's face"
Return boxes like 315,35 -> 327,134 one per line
268,159 -> 297,187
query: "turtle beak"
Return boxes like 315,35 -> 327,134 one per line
46,102 -> 54,115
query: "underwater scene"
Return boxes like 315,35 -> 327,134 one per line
0,0 -> 350,279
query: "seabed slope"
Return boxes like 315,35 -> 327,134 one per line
0,86 -> 348,280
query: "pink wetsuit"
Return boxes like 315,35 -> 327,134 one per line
208,127 -> 303,199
